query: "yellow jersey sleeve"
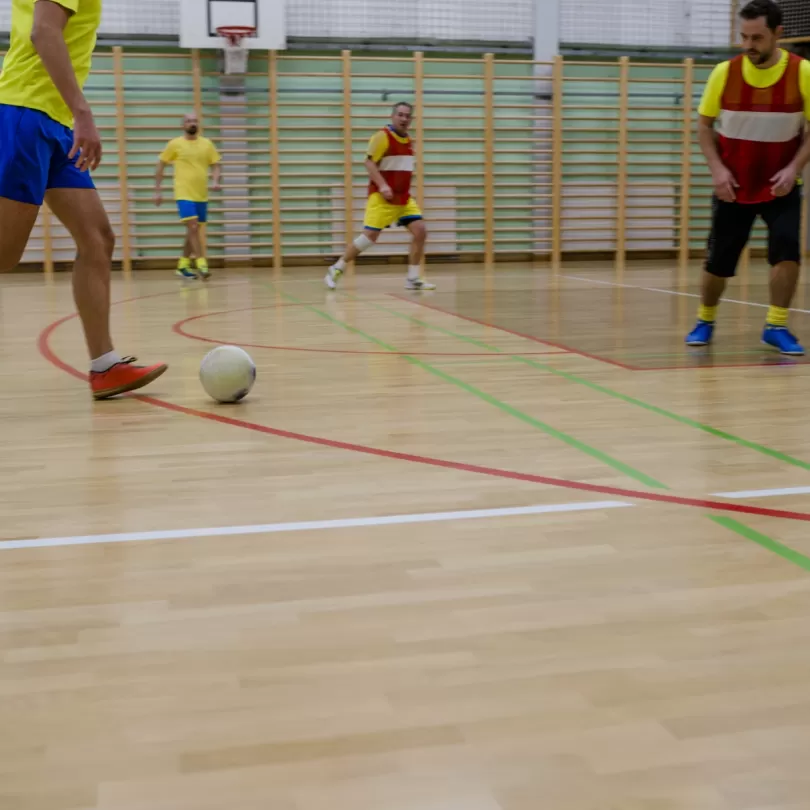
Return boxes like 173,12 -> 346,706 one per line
366,130 -> 388,163
51,0 -> 80,12
159,139 -> 178,163
206,140 -> 221,165
800,59 -> 810,122
698,61 -> 730,119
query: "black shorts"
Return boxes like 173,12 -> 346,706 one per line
705,186 -> 802,278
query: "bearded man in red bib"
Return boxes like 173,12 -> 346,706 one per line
686,0 -> 810,355
326,102 -> 435,291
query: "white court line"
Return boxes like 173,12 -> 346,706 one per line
0,500 -> 632,551
712,486 -> 810,500
563,274 -> 810,315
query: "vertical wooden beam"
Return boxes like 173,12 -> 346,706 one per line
551,54 -> 564,268
678,58 -> 694,277
268,51 -> 283,274
191,49 -> 207,259
729,0 -> 738,47
413,52 -> 425,207
616,56 -> 630,274
341,50 -> 355,277
802,163 -> 809,258
483,53 -> 496,267
413,51 -> 425,274
113,46 -> 132,275
42,204 -> 54,275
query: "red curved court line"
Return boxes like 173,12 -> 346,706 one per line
37,305 -> 810,525
388,293 -> 638,371
172,308 -> 569,358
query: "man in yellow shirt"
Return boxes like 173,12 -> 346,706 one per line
154,114 -> 221,280
0,0 -> 167,399
685,0 -> 810,356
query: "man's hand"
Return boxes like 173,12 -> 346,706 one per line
68,107 -> 102,172
212,181 -> 222,192
379,183 -> 394,202
154,191 -> 163,207
712,165 -> 739,203
770,164 -> 797,198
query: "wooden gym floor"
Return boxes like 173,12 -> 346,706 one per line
4,260 -> 810,809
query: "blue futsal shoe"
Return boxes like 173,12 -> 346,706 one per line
685,319 -> 715,347
762,325 -> 805,356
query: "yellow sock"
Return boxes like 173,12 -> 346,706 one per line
766,306 -> 788,327
196,257 -> 208,271
698,304 -> 717,323
178,257 -> 191,269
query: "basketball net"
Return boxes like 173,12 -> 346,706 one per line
217,27 -> 253,75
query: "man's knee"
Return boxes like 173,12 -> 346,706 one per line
186,219 -> 200,236
0,244 -> 26,272
77,222 -> 115,261
410,221 -> 427,243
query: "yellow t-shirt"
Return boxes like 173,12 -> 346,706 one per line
0,0 -> 101,129
366,127 -> 410,162
699,51 -> 810,120
159,136 -> 221,202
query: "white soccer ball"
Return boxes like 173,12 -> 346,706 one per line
199,345 -> 256,403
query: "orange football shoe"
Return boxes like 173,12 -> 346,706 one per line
90,357 -> 168,400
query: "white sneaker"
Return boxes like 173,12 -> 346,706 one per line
325,265 -> 343,290
405,277 -> 436,291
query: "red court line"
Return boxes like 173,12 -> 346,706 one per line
37,307 -> 810,525
388,294 -> 638,371
173,308 -> 568,358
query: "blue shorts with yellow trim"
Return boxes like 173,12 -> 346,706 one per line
0,103 -> 95,206
177,200 -> 208,223
364,193 -> 423,231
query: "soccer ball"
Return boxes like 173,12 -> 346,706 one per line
199,345 -> 256,403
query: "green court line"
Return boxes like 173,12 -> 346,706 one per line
363,297 -> 810,473
271,287 -> 667,490
709,517 -> 810,572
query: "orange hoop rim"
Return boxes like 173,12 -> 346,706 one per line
216,25 -> 256,45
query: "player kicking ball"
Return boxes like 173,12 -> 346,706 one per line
0,0 -> 167,399
326,102 -> 435,291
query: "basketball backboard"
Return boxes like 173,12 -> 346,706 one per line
179,0 -> 286,49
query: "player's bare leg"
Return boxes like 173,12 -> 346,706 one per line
325,227 -> 380,289
404,218 -> 435,290
46,187 -> 168,398
178,218 -> 202,279
0,197 -> 41,272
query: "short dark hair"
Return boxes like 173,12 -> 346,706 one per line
392,102 -> 413,113
740,0 -> 783,31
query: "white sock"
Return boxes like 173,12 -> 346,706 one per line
334,257 -> 346,271
408,264 -> 421,280
91,351 -> 122,373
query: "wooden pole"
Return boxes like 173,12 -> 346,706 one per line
483,53 -> 496,267
729,0 -> 738,47
191,49 -> 206,259
113,46 -> 132,276
413,51 -> 425,275
616,56 -> 630,274
551,54 -> 564,268
268,51 -> 283,274
679,58 -> 694,278
341,50 -> 355,277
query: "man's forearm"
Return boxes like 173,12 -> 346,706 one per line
212,165 -> 221,185
789,128 -> 810,174
699,123 -> 725,174
155,163 -> 165,189
365,159 -> 388,190
31,22 -> 89,116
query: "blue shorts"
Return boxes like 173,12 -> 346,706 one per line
177,200 -> 208,223
0,103 -> 95,206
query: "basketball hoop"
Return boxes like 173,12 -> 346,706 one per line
216,25 -> 254,75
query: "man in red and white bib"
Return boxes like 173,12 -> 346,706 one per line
326,102 -> 435,291
686,0 -> 810,355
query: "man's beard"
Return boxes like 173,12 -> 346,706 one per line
186,126 -> 198,135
